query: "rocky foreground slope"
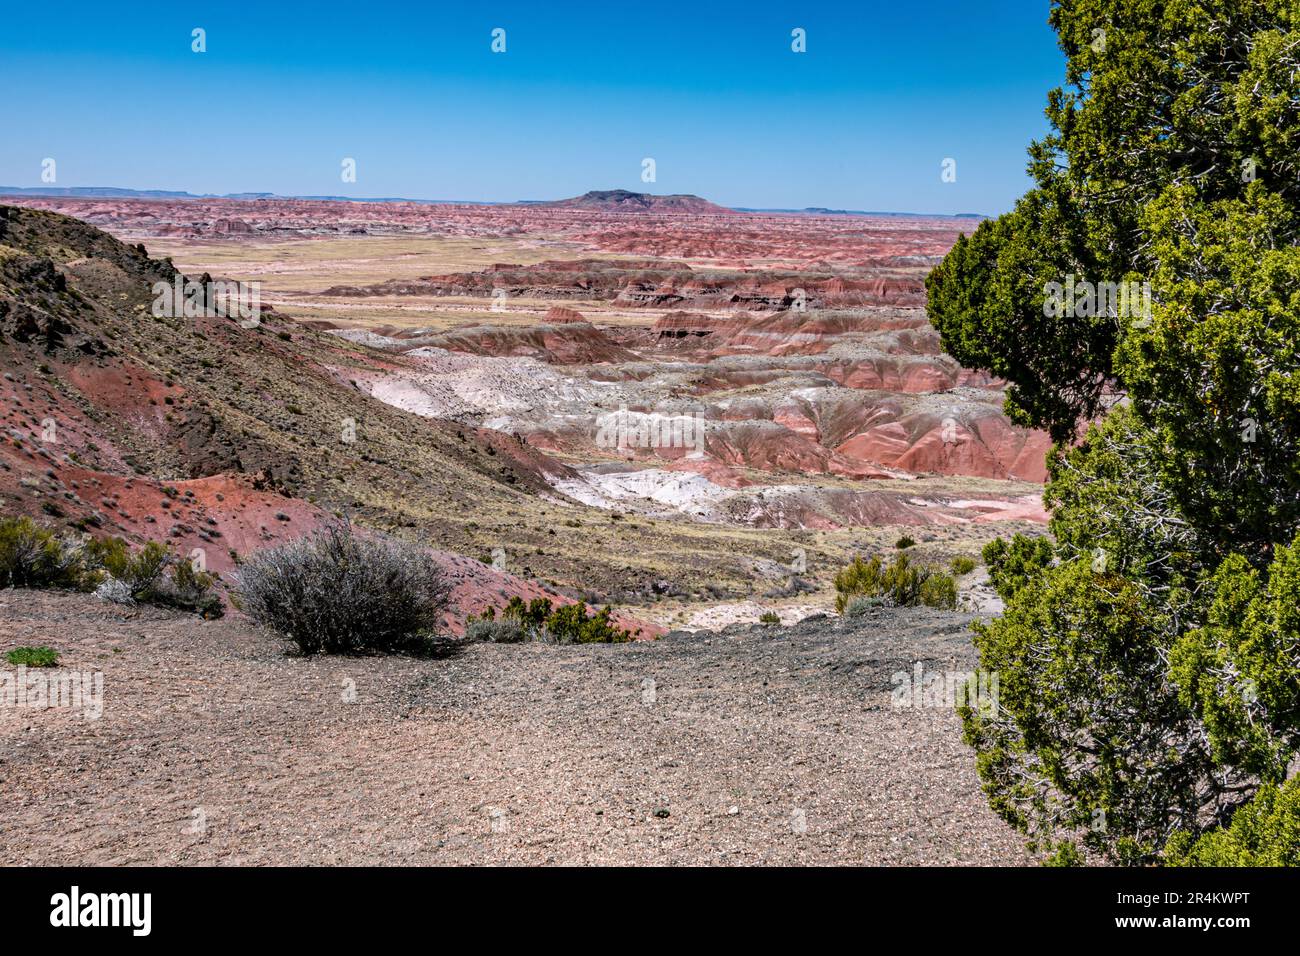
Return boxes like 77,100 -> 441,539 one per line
0,589 -> 1028,865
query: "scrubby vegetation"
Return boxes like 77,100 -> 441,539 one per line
0,516 -> 86,590
833,553 -> 957,612
927,1 -> 1300,864
6,646 -> 59,668
894,535 -> 916,550
238,523 -> 450,655
468,595 -> 636,644
464,617 -> 527,644
950,556 -> 977,576
759,611 -> 780,625
87,538 -> 223,617
841,595 -> 883,618
0,515 -> 221,617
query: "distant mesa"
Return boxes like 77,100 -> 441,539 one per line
541,189 -> 736,215
0,185 -> 205,199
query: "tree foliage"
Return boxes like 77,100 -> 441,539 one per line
930,1 -> 1300,863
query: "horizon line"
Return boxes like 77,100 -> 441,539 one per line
0,184 -> 989,220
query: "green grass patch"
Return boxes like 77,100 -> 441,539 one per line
6,646 -> 59,668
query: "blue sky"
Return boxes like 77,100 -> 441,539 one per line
0,1 -> 1064,215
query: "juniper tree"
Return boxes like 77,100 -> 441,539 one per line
929,0 -> 1300,864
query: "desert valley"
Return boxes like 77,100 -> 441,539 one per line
1,191 -> 1048,634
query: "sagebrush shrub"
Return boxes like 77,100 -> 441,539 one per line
166,558 -> 222,617
238,523 -> 450,654
94,576 -> 136,606
88,537 -> 167,595
842,595 -> 883,618
918,571 -> 957,609
464,618 -> 526,644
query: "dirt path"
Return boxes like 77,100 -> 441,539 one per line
0,590 -> 1029,865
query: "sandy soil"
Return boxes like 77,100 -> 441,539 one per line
0,589 -> 1030,866
680,601 -> 827,630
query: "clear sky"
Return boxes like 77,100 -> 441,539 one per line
0,1 -> 1065,215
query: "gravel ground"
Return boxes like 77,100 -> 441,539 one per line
0,590 -> 1030,865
